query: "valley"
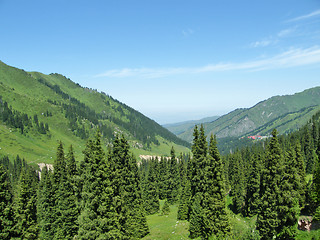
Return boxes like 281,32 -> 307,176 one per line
1,61 -> 320,239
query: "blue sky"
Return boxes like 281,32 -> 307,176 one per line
1,0 -> 320,124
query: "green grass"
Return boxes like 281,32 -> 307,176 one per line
142,200 -> 189,240
0,61 -> 190,165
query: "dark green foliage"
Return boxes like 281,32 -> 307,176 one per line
77,131 -> 121,239
54,173 -> 79,239
0,165 -> 15,239
188,127 -> 231,239
244,154 -> 261,217
142,158 -> 160,215
158,157 -> 169,200
276,148 -> 300,240
53,141 -> 66,184
189,193 -> 204,239
177,178 -> 191,220
0,98 -> 49,135
161,199 -> 170,215
53,143 -> 79,240
257,130 -> 283,239
256,129 -> 300,240
294,142 -> 307,208
313,147 -> 320,215
109,135 -> 149,238
37,167 -> 56,240
66,145 -> 77,177
230,151 -> 246,214
203,135 -> 231,237
167,146 -> 180,204
14,168 -> 39,239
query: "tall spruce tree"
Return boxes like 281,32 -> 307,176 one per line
37,167 -> 55,240
54,143 -> 79,240
167,146 -> 180,204
143,157 -> 160,215
77,131 -> 122,239
14,168 -> 39,239
244,153 -> 261,217
188,127 -> 230,239
203,134 -> 231,238
231,151 -> 246,214
109,135 -> 149,238
0,165 -> 15,239
177,178 -> 191,220
256,129 -> 284,239
276,148 -> 300,239
294,142 -> 306,208
158,157 -> 169,200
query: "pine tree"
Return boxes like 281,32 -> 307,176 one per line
0,165 -> 15,239
294,142 -> 307,208
177,178 -> 191,220
109,135 -> 149,238
313,146 -> 320,220
54,141 -> 66,184
143,157 -> 160,215
77,131 -> 122,239
14,168 -> 39,239
158,157 -> 169,200
231,151 -> 246,214
203,134 -> 231,238
167,146 -> 180,204
256,129 -> 284,239
276,148 -> 300,239
66,144 -> 77,177
244,153 -> 261,217
189,193 -> 204,239
188,129 -> 230,239
53,143 -> 79,240
37,167 -> 56,240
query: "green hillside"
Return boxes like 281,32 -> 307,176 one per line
0,61 -> 190,164
163,116 -> 219,135
177,87 -> 320,142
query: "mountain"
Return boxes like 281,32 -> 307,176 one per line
0,61 -> 190,163
163,116 -> 220,135
177,87 -> 320,142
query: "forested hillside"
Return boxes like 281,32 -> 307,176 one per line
0,61 -> 189,163
1,109 -> 320,239
177,87 -> 320,142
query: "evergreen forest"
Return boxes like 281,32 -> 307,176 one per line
1,108 -> 320,239
1,62 -> 320,239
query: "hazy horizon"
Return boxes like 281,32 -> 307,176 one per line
1,0 -> 320,124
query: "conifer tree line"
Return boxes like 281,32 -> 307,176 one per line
0,131 -> 149,239
223,111 -> 320,239
139,125 -> 231,239
0,97 -> 49,135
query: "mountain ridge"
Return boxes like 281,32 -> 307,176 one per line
163,116 -> 220,135
175,86 -> 320,142
0,61 -> 190,163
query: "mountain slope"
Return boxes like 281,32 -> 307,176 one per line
177,87 -> 320,142
163,116 -> 219,135
0,61 -> 190,163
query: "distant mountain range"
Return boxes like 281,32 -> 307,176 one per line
163,116 -> 220,135
0,61 -> 190,163
166,87 -> 320,143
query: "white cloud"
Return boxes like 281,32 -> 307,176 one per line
96,46 -> 320,78
250,39 -> 273,48
287,9 -> 320,22
182,28 -> 194,37
277,28 -> 295,38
